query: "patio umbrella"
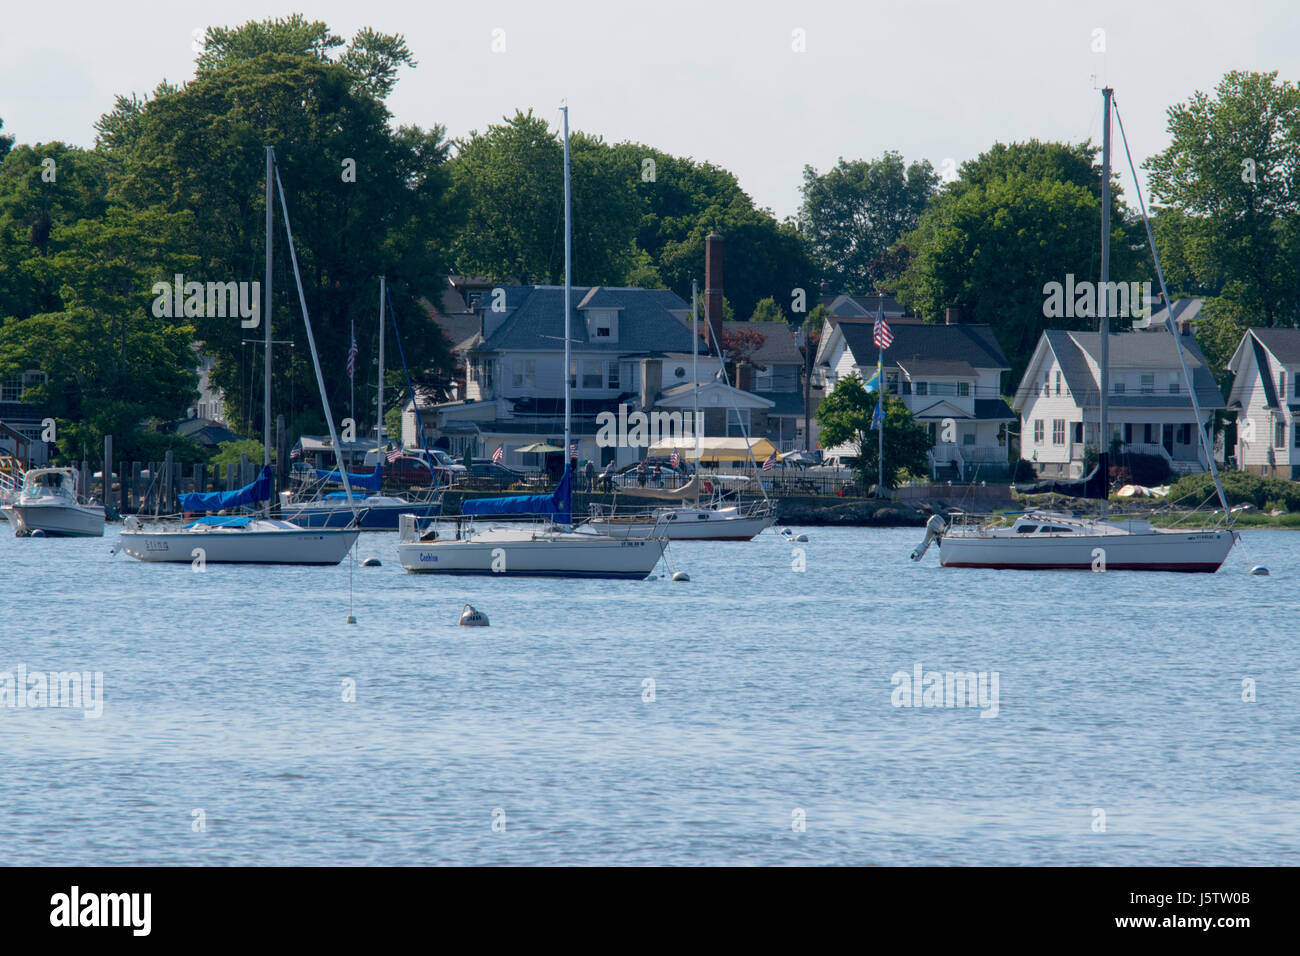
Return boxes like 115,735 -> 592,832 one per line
515,442 -> 564,454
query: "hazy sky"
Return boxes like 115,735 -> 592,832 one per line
2,1 -> 1296,219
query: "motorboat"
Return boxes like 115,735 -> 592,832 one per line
5,468 -> 105,537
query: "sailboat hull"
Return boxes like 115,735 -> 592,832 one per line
119,527 -> 358,564
281,499 -> 440,530
938,529 -> 1236,572
586,510 -> 774,540
396,532 -> 666,579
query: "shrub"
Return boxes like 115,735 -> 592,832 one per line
1167,470 -> 1300,511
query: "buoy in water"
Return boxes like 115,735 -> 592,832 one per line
360,557 -> 381,567
1250,565 -> 1270,576
780,527 -> 793,536
346,615 -> 357,624
671,570 -> 690,582
31,529 -> 45,537
795,534 -> 809,542
459,604 -> 489,626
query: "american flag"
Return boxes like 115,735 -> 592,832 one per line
669,450 -> 680,468
346,325 -> 358,379
386,447 -> 402,463
873,303 -> 893,350
762,452 -> 777,471
290,444 -> 301,460
491,444 -> 504,463
569,443 -> 577,458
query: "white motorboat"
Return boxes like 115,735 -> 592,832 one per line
119,147 -> 361,567
396,106 -> 668,581
6,468 -> 105,537
913,511 -> 1236,572
119,513 -> 357,565
911,86 -> 1238,574
587,480 -> 775,540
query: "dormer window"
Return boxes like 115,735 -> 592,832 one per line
584,309 -> 618,343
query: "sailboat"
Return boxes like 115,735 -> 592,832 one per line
911,87 -> 1238,572
584,279 -> 776,541
395,105 -> 669,579
119,147 -> 360,565
279,279 -> 442,530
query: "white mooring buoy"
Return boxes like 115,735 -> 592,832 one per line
795,534 -> 809,542
780,527 -> 793,536
360,557 -> 381,567
1250,565 -> 1270,576
671,570 -> 690,582
459,604 -> 489,626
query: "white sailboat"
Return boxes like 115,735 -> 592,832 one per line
396,105 -> 668,579
584,278 -> 776,541
912,87 -> 1238,573
5,467 -> 106,537
119,147 -> 359,565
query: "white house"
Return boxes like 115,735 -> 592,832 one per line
1226,327 -> 1300,479
1013,319 -> 1224,479
815,314 -> 1016,479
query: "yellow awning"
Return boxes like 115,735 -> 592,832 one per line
647,437 -> 777,462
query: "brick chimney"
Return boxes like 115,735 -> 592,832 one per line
737,363 -> 753,392
704,231 -> 724,348
944,306 -> 961,325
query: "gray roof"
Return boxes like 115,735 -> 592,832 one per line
819,292 -> 908,318
840,321 -> 1010,373
433,313 -> 481,352
975,398 -> 1018,421
1251,327 -> 1300,365
474,285 -> 693,353
1041,328 -> 1223,408
722,321 -> 803,365
752,390 -> 806,417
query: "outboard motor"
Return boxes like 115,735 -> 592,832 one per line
910,514 -> 947,562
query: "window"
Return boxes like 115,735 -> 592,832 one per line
1015,524 -> 1039,534
1113,380 -> 1125,394
1042,370 -> 1050,396
595,325 -> 611,337
1294,421 -> 1300,448
886,371 -> 900,395
1052,420 -> 1065,445
1033,419 -> 1044,443
1294,373 -> 1300,400
1140,373 -> 1155,394
915,381 -> 928,396
512,360 -> 523,388
958,381 -> 969,396
1275,418 -> 1287,449
1143,423 -> 1154,444
1169,372 -> 1180,394
607,361 -> 620,390
901,380 -> 912,395
1055,371 -> 1061,395
569,359 -> 577,388
525,359 -> 535,387
582,360 -> 602,390
726,408 -> 750,437
962,432 -> 975,446
1177,424 -> 1191,445
1,370 -> 45,402
1123,423 -> 1132,444
1280,371 -> 1287,400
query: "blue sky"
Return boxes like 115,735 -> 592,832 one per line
2,0 -> 1295,219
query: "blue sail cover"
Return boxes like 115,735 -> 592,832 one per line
314,464 -> 382,491
180,465 -> 272,512
461,465 -> 572,524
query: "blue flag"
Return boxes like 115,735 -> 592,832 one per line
870,399 -> 884,431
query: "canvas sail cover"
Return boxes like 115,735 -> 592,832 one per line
1016,453 -> 1110,500
618,475 -> 701,501
315,464 -> 382,491
180,465 -> 272,512
461,465 -> 572,524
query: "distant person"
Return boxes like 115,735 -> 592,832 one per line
584,459 -> 595,492
652,464 -> 663,487
636,460 -> 647,487
600,461 -> 616,492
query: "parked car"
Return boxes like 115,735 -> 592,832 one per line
466,460 -> 529,485
385,456 -> 433,487
613,459 -> 689,487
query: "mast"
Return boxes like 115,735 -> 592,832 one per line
377,276 -> 386,448
562,104 -> 572,481
1098,87 -> 1112,520
691,278 -> 701,465
263,146 -> 274,516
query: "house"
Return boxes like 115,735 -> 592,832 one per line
818,292 -> 910,321
721,320 -> 806,452
188,348 -> 226,423
815,312 -> 1016,479
409,283 -> 769,469
1226,327 -> 1300,479
0,368 -> 52,467
1013,318 -> 1224,479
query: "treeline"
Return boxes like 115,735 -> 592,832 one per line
0,12 -> 1296,464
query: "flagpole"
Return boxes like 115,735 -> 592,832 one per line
877,348 -> 884,496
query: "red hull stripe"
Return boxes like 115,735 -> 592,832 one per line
941,562 -> 1222,572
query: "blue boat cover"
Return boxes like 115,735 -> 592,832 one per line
183,515 -> 254,528
324,491 -> 371,500
315,464 -> 382,491
461,465 -> 571,524
180,466 -> 272,512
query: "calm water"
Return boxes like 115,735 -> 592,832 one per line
1,522 -> 1297,866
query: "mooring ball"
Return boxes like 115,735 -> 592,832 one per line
31,529 -> 45,537
1250,566 -> 1270,576
459,604 -> 489,626
360,557 -> 381,567
795,534 -> 809,542
671,571 -> 690,582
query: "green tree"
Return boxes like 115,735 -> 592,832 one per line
749,296 -> 787,323
799,153 -> 937,291
0,118 -> 13,163
95,21 -> 456,441
816,376 -> 929,489
1145,70 -> 1300,328
893,140 -> 1146,384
